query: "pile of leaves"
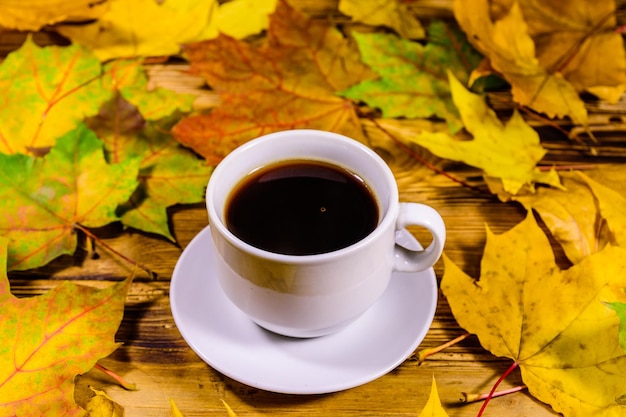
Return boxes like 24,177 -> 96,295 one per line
1,0 -> 625,415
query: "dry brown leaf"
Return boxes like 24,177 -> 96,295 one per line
492,0 -> 626,103
172,0 -> 374,164
455,0 -> 588,124
338,0 -> 425,39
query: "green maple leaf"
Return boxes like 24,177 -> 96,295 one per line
0,38 -> 192,157
102,59 -> 194,122
340,21 -> 482,133
87,95 -> 212,241
0,237 -> 132,416
0,37 -> 111,155
0,124 -> 139,270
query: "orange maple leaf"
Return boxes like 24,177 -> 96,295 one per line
172,0 -> 375,165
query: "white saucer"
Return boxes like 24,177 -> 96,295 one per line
170,226 -> 437,395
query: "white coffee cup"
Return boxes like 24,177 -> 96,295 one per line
206,129 -> 445,338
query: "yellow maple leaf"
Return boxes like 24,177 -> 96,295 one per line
85,388 -> 124,417
580,172 -> 626,248
0,0 -> 108,31
514,165 -> 626,264
170,399 -> 184,417
442,213 -> 626,416
606,287 -> 626,355
216,0 -> 277,39
409,72 -> 561,195
454,0 -> 588,124
221,400 -> 239,417
170,399 -> 238,416
56,0 -> 219,61
338,0 -> 425,39
418,377 -> 450,417
492,0 -> 626,104
55,0 -> 280,61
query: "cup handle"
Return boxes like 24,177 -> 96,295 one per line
394,202 -> 446,272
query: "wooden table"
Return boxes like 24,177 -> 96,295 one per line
11,125 -> 603,417
6,2 -> 626,416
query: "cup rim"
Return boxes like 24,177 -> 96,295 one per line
206,129 -> 399,264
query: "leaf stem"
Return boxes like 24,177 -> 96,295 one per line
94,363 -> 137,391
476,362 -> 519,417
416,332 -> 472,364
517,105 -> 599,148
74,223 -> 157,279
517,106 -> 577,139
461,385 -> 526,403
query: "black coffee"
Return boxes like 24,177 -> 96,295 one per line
225,159 -> 379,255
